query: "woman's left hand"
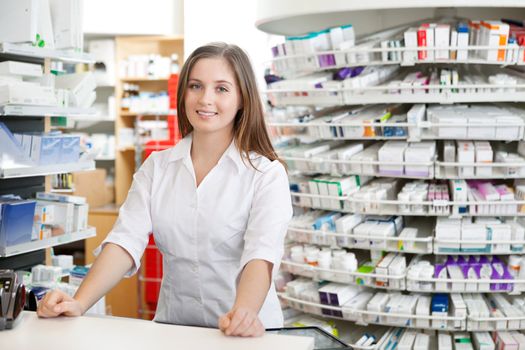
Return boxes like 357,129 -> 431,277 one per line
218,307 -> 265,337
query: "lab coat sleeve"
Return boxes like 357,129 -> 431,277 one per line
239,159 -> 293,276
93,154 -> 155,277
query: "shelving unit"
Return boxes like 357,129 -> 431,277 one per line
114,35 -> 183,205
257,1 -> 525,345
0,49 -> 97,271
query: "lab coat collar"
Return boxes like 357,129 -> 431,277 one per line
168,133 -> 244,174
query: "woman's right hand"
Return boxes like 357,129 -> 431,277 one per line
37,289 -> 84,318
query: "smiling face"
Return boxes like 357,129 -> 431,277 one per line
184,57 -> 242,138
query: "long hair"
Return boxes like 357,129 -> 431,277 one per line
177,42 -> 283,170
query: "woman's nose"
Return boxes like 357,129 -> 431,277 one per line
198,87 -> 214,105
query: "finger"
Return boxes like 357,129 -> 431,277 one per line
38,301 -> 61,318
54,301 -> 81,316
44,291 -> 68,307
240,319 -> 265,337
218,315 -> 230,331
224,309 -> 247,335
234,317 -> 257,337
227,311 -> 253,336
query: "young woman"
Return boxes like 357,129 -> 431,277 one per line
37,42 -> 292,337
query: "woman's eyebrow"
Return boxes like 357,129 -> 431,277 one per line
188,78 -> 233,86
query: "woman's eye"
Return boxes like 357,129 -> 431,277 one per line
189,83 -> 201,89
217,86 -> 229,92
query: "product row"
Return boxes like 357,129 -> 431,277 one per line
119,53 -> 180,79
270,104 -> 525,142
266,66 -> 525,106
282,279 -> 525,331
0,192 -> 88,253
270,19 -> 525,76
283,244 -> 525,293
287,213 -> 525,255
280,139 -> 525,180
120,83 -> 171,114
0,60 -> 96,108
289,177 -> 525,217
282,311 -> 523,350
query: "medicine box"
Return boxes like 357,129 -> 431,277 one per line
0,199 -> 36,249
0,61 -> 43,77
0,83 -> 57,106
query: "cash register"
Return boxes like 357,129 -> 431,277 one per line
0,269 -> 25,330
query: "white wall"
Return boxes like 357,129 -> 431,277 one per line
84,0 -> 183,36
184,0 -> 275,86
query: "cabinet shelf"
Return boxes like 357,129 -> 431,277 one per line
287,227 -> 525,256
120,77 -> 171,82
0,43 -> 94,63
0,161 -> 96,179
0,227 -> 96,257
0,105 -> 98,117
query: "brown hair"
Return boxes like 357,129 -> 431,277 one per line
177,42 -> 284,170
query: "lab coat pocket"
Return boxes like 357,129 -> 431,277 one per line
210,219 -> 246,262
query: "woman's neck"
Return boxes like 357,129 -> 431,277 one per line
191,130 -> 234,165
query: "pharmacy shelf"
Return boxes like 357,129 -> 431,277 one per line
0,161 -> 95,179
287,226 -> 433,254
0,104 -> 98,118
270,120 -> 525,142
0,43 -> 94,63
287,227 -> 525,256
282,260 -> 406,291
270,48 -> 525,78
255,0 -> 525,35
0,227 -> 96,257
284,258 -> 525,293
266,89 -> 525,107
284,157 -> 525,180
467,315 -> 525,332
278,293 -> 466,331
407,276 -> 525,294
291,192 -> 525,218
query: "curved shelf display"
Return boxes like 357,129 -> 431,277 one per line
290,192 -> 525,218
280,292 -> 525,332
256,0 -> 525,36
278,292 -> 467,331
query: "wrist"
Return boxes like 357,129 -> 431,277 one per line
73,296 -> 88,315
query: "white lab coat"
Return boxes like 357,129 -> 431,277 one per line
96,134 -> 292,328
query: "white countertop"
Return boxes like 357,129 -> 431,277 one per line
0,312 -> 314,350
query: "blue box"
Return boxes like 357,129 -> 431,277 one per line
0,199 -> 36,247
60,135 -> 80,164
30,133 -> 62,165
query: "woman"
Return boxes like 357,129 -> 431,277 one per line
37,42 -> 292,338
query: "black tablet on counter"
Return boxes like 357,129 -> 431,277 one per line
266,326 -> 351,349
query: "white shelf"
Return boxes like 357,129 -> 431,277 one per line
279,293 -> 466,331
283,258 -> 525,293
267,89 -> 525,107
0,227 -> 96,257
0,43 -> 94,63
287,226 -> 433,254
256,0 -> 525,35
283,156 -> 525,180
0,161 -> 96,179
95,156 -> 115,161
0,105 -> 98,117
282,259 -> 406,291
